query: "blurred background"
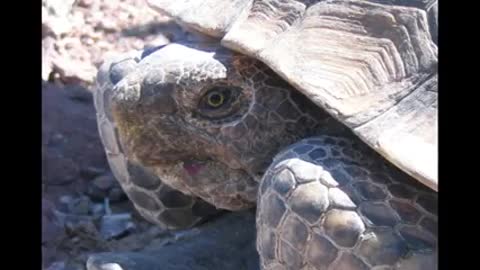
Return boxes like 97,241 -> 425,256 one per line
42,0 -> 189,268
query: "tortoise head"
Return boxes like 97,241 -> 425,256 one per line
105,43 -> 341,210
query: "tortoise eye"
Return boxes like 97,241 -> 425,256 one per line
201,87 -> 232,110
207,91 -> 225,108
196,86 -> 245,121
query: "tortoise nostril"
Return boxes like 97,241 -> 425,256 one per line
142,83 -> 177,115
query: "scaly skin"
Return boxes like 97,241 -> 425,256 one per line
94,42 -> 437,269
258,137 -> 436,270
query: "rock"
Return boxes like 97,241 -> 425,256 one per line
45,261 -> 66,270
87,173 -> 127,202
58,195 -> 113,217
87,211 -> 259,270
69,196 -> 92,215
100,213 -> 136,240
81,166 -> 107,180
58,195 -> 74,212
54,210 -> 94,227
90,175 -> 114,191
42,0 -> 77,37
91,203 -> 106,217
89,263 -> 123,270
58,195 -> 95,216
77,0 -> 94,8
43,0 -> 75,18
96,19 -> 118,33
54,210 -> 97,236
57,195 -> 93,216
51,56 -> 98,84
43,36 -> 57,81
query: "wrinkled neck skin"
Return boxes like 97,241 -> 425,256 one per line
110,41 -> 350,210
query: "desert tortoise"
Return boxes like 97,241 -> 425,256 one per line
94,0 -> 438,269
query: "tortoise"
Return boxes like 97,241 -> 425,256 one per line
93,0 -> 438,269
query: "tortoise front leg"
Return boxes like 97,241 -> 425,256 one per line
256,136 -> 437,270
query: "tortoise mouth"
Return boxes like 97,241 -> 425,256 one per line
182,159 -> 208,176
150,158 -> 258,211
